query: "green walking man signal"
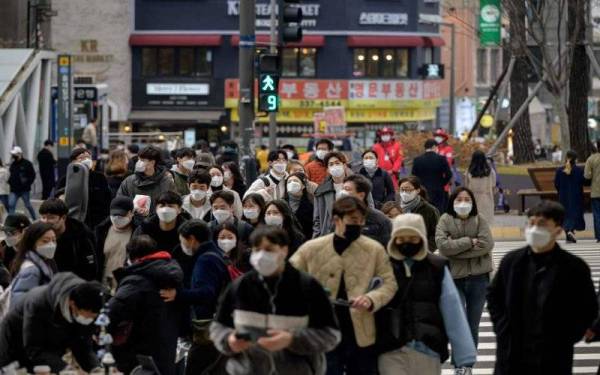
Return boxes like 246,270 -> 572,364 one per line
258,54 -> 280,113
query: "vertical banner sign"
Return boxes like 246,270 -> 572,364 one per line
479,0 -> 501,46
57,55 -> 72,158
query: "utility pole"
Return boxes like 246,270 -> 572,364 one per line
448,22 -> 456,136
238,0 -> 258,182
268,0 -> 278,150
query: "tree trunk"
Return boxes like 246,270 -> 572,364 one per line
508,0 -> 536,164
568,0 -> 593,161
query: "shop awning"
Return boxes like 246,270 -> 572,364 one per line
347,35 -> 442,47
129,34 -> 223,46
230,35 -> 325,47
128,110 -> 224,123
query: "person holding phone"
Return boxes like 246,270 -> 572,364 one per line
210,226 -> 340,375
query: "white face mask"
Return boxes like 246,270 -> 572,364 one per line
181,241 -> 195,256
5,235 -> 19,247
244,208 -> 259,220
315,150 -> 328,160
224,170 -> 233,182
213,209 -> 232,224
250,249 -> 281,277
400,191 -> 418,203
363,159 -> 377,170
157,207 -> 178,223
73,313 -> 95,326
381,135 -> 391,142
80,158 -> 93,169
286,151 -> 294,160
37,242 -> 57,259
454,202 -> 472,217
329,165 -> 345,178
265,214 -> 284,227
182,159 -> 195,171
287,181 -> 302,194
272,162 -> 288,175
211,176 -> 224,187
525,225 -> 553,251
110,215 -> 131,228
434,136 -> 444,144
190,189 -> 207,202
218,239 -> 237,253
135,160 -> 146,173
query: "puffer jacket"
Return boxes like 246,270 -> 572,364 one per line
10,251 -> 55,306
435,213 -> 494,279
0,273 -> 99,373
290,234 -> 398,347
116,165 -> 176,213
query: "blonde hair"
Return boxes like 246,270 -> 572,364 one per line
106,149 -> 129,175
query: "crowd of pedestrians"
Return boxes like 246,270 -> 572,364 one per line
0,131 -> 599,375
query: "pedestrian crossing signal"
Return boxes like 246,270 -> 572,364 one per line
259,93 -> 279,112
258,73 -> 279,113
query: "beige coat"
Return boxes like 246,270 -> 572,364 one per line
290,233 -> 398,347
435,213 -> 494,279
464,170 -> 496,225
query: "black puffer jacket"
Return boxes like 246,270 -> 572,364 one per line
55,217 -> 100,281
8,158 -> 35,193
0,273 -> 99,373
108,254 -> 184,375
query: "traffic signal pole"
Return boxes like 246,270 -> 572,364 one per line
268,0 -> 278,150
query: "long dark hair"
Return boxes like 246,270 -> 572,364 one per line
564,150 -> 577,175
212,222 -> 246,268
468,150 -> 491,178
223,161 -> 244,186
264,200 -> 304,241
242,193 -> 266,225
284,172 -> 310,204
447,187 -> 479,218
10,222 -> 55,276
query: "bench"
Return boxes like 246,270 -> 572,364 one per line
516,166 -> 591,214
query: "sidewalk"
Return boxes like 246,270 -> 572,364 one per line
491,213 -> 595,240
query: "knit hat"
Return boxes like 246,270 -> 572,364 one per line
387,213 -> 428,261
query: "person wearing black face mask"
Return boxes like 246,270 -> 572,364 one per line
291,196 -> 398,375
375,213 -> 476,375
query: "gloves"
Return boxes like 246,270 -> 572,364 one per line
455,368 -> 472,375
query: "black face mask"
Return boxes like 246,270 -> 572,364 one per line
398,242 -> 422,258
344,224 -> 362,242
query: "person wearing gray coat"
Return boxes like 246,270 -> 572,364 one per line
117,146 -> 175,215
435,187 -> 494,348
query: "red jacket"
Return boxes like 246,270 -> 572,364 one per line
305,159 -> 329,185
373,140 -> 403,175
438,144 -> 454,167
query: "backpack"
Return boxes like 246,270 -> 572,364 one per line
259,175 -> 271,188
204,252 -> 243,282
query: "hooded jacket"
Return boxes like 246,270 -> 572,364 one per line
8,157 -> 36,193
108,253 -> 184,375
116,165 -> 176,213
0,273 -> 99,373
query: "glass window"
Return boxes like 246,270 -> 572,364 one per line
366,48 -> 379,77
282,48 -> 299,77
196,48 -> 212,76
423,48 -> 434,64
477,48 -> 488,84
490,48 -> 500,83
396,49 -> 409,78
141,48 -> 157,76
381,49 -> 395,78
353,48 -> 366,77
299,48 -> 316,77
179,48 -> 194,76
158,48 -> 175,76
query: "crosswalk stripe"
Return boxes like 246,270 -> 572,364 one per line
440,240 -> 600,374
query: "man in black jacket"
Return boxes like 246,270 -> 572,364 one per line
0,273 -> 104,373
8,146 -> 37,219
108,235 -> 183,375
37,140 -> 57,199
487,201 -> 598,375
39,199 -> 100,281
411,139 -> 452,213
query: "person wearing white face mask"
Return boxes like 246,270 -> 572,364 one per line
263,200 -> 305,256
170,148 -> 196,197
242,193 -> 266,229
435,187 -> 494,348
305,138 -> 334,185
372,127 -> 404,190
182,171 -> 213,221
133,191 -> 187,253
209,166 -> 243,219
313,151 -> 351,238
359,150 -> 395,209
397,176 -> 440,251
488,201 -> 598,375
245,150 -> 290,203
0,273 -> 105,373
0,213 -> 31,276
8,222 -> 57,306
214,222 -> 248,275
284,173 -> 314,240
95,196 -> 136,289
210,226 -> 340,375
209,191 -> 254,248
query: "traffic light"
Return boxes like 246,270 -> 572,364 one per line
278,0 -> 303,44
258,53 -> 280,113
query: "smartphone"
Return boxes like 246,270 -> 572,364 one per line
235,332 -> 252,341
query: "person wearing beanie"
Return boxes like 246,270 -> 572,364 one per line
377,213 -> 476,375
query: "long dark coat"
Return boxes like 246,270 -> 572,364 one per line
554,165 -> 586,231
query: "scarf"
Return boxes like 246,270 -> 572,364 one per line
288,194 -> 301,212
400,195 -> 421,213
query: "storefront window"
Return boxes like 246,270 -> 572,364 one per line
196,49 -> 212,76
142,48 -> 157,76
353,48 -> 411,78
353,48 -> 366,77
281,48 -> 317,77
179,48 -> 194,76
158,48 -> 175,76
